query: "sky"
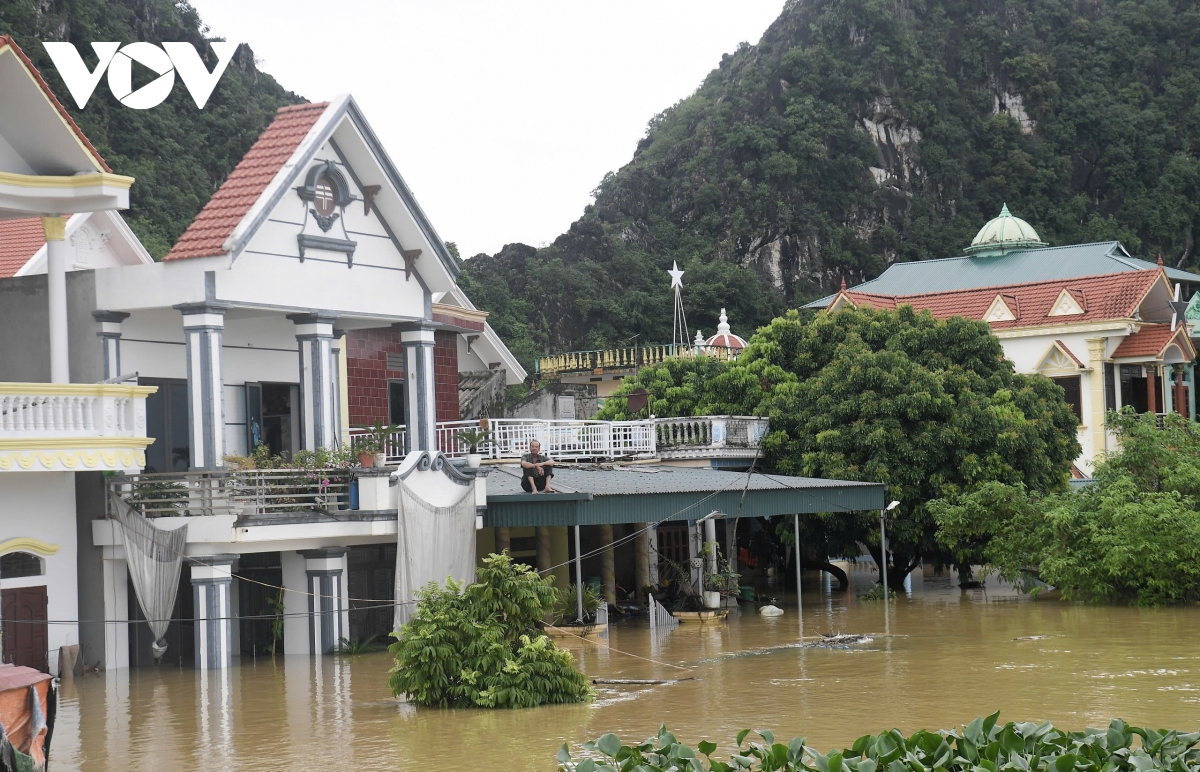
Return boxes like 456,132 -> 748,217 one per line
188,0 -> 787,259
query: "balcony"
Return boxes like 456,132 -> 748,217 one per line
536,343 -> 741,378
350,415 -> 768,464
0,382 -> 156,472
106,468 -> 354,519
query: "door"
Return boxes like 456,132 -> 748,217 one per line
141,378 -> 191,473
245,382 -> 264,455
388,380 -> 407,426
1,586 -> 49,672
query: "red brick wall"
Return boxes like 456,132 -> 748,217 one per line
345,328 -> 461,428
345,329 -> 405,428
434,331 -> 460,422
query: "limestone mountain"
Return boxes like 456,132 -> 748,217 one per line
463,0 -> 1200,362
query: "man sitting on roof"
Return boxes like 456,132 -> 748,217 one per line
520,440 -> 555,493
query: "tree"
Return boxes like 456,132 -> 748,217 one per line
734,307 -> 1080,587
595,355 -> 732,420
387,553 -> 592,708
934,410 -> 1200,605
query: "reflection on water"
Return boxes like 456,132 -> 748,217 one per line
53,567 -> 1200,771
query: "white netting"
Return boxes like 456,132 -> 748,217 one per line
393,479 -> 477,628
110,492 -> 188,656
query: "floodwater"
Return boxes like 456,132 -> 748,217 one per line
53,566 -> 1200,771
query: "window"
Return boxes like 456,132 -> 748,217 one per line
0,552 -> 43,579
388,380 -> 407,427
1051,375 -> 1083,423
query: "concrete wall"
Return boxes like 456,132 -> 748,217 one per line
507,383 -> 598,420
0,472 -> 80,675
0,271 -> 102,383
74,471 -> 107,671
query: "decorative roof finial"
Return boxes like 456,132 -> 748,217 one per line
694,328 -> 705,345
840,276 -> 847,291
717,308 -> 731,334
1000,202 -> 1011,217
1157,253 -> 1164,267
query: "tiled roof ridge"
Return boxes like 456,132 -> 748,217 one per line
880,266 -> 1161,304
163,101 -> 329,261
0,35 -> 111,173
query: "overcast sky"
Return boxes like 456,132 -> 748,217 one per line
188,0 -> 786,258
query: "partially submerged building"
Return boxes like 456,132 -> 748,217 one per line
808,206 -> 1200,474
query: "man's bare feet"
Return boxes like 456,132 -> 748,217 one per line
544,486 -> 555,493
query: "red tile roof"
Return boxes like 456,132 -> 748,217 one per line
1052,339 -> 1086,368
0,36 -> 111,173
163,102 -> 329,261
0,217 -> 59,277
837,269 -> 1163,330
1111,324 -> 1195,359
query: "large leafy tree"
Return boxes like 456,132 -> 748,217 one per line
602,307 -> 1081,587
934,410 -> 1200,605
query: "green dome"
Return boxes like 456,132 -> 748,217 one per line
964,204 -> 1047,257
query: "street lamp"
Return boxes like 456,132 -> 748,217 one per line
880,500 -> 900,601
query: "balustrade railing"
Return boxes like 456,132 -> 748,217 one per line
350,415 -> 766,463
0,383 -> 154,439
107,468 -> 353,519
536,343 -> 741,377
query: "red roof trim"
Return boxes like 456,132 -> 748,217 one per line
163,102 -> 329,261
0,36 -> 111,173
1051,340 -> 1086,368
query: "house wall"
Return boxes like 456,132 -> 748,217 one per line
0,271 -> 102,383
0,471 -> 80,675
508,383 -> 599,420
433,331 -> 460,423
345,328 -> 461,428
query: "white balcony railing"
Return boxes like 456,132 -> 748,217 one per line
349,415 -> 767,464
107,469 -> 353,519
0,382 -> 157,472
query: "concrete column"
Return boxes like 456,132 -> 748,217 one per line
633,523 -> 650,602
495,527 -> 511,554
647,524 -> 659,587
100,550 -> 129,670
598,524 -> 616,604
536,526 -> 552,575
1086,338 -> 1108,463
191,555 -> 235,670
289,314 -> 339,451
725,518 -> 738,575
331,330 -> 344,445
93,311 -> 130,381
43,216 -> 70,383
1189,364 -> 1197,421
301,548 -> 347,655
176,302 -> 230,469
393,321 -> 439,452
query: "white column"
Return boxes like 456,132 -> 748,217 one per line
300,548 -> 347,656
289,314 -> 339,451
191,555 -> 235,670
44,216 -> 70,383
93,310 -> 130,381
394,321 -> 438,452
101,548 -> 129,670
176,302 -> 229,470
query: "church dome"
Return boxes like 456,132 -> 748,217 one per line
964,204 -> 1047,257
704,309 -> 748,350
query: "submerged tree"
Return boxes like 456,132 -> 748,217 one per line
934,410 -> 1200,605
387,553 -> 592,708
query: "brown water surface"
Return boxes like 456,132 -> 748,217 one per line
53,568 -> 1200,770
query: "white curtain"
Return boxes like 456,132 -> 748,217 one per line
110,493 -> 188,657
393,479 -> 477,628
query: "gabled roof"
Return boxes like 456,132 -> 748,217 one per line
1111,324 -> 1196,360
0,218 -> 51,277
806,242 -> 1200,308
835,269 -> 1164,330
0,36 -> 110,173
164,102 -> 329,261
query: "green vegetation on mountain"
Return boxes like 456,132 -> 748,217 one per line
464,0 -> 1200,361
598,306 -> 1081,589
1,0 -> 301,257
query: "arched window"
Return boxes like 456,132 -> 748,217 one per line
0,551 -> 43,579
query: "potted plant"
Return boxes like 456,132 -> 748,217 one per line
365,420 -> 398,467
356,433 -> 379,468
455,427 -> 492,468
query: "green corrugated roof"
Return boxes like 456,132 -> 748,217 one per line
806,242 -> 1200,308
483,464 -> 886,527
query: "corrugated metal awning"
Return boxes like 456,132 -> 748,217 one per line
483,464 -> 886,527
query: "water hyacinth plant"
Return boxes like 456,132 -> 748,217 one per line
558,714 -> 1200,772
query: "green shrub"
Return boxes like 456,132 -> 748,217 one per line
387,553 -> 592,708
555,583 -> 602,625
559,714 -> 1200,772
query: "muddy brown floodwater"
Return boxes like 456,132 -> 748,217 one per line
53,566 -> 1200,771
